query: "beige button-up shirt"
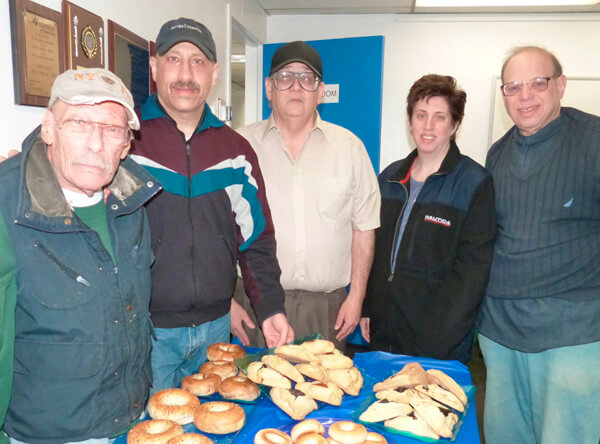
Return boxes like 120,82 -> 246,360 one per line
237,113 -> 380,292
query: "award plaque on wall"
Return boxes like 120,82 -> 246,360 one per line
9,0 -> 65,106
63,0 -> 104,69
108,19 -> 149,108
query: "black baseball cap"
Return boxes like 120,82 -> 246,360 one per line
155,17 -> 217,62
270,41 -> 323,79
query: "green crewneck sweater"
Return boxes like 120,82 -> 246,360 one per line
74,200 -> 115,264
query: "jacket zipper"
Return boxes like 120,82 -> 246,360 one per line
388,179 -> 409,282
185,139 -> 198,306
34,241 -> 91,286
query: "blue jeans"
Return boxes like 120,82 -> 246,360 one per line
150,314 -> 230,395
479,334 -> 600,444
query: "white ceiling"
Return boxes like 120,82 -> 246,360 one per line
256,0 -> 600,14
231,0 -> 600,87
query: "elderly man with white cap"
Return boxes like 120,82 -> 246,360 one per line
0,68 -> 160,444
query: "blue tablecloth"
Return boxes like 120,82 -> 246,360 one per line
115,351 -> 480,443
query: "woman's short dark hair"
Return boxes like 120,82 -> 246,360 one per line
406,74 -> 467,132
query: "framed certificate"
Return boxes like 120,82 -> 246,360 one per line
108,20 -> 150,108
63,0 -> 105,69
9,0 -> 65,106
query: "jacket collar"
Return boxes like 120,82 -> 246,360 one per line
140,94 -> 224,134
15,127 -> 160,230
389,140 -> 462,182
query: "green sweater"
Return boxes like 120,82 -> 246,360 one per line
0,212 -> 16,443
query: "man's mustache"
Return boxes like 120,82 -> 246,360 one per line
73,156 -> 112,174
170,81 -> 200,92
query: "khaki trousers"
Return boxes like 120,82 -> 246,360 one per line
233,277 -> 347,351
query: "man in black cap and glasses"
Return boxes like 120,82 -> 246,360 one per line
129,18 -> 293,395
232,41 -> 380,350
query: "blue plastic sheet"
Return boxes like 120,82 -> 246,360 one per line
114,351 -> 480,443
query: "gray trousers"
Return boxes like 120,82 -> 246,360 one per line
233,277 -> 347,351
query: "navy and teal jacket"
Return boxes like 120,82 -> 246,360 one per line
363,142 -> 496,361
0,127 -> 160,443
130,95 -> 285,327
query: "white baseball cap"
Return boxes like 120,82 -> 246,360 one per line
49,68 -> 140,130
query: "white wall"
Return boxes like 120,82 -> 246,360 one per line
267,13 -> 600,170
0,0 -> 267,155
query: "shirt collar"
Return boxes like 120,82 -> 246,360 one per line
513,108 -> 564,147
261,110 -> 327,141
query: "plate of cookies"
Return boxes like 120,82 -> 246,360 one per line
353,362 -> 475,442
236,335 -> 366,421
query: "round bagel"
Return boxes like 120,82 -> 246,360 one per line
147,389 -> 200,425
194,401 -> 245,435
207,342 -> 246,362
127,419 -> 183,444
291,419 -> 325,442
166,433 -> 214,444
198,360 -> 238,381
181,373 -> 221,396
254,428 -> 293,444
364,431 -> 388,443
327,421 -> 367,444
296,432 -> 328,444
219,375 -> 260,401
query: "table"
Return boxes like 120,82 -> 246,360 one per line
115,351 -> 480,443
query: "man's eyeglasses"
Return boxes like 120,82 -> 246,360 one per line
271,71 -> 320,92
57,118 -> 131,146
501,76 -> 555,96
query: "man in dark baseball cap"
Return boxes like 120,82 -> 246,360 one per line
232,39 -> 380,351
131,18 -> 293,396
155,17 -> 217,62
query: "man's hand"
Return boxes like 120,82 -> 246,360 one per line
359,317 -> 370,343
230,298 -> 255,347
0,149 -> 19,162
262,313 -> 294,348
333,294 -> 363,342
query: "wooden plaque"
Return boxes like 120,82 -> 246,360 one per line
63,0 -> 105,69
108,20 -> 149,108
9,0 -> 65,106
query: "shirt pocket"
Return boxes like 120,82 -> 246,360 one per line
24,241 -> 96,309
318,178 -> 352,221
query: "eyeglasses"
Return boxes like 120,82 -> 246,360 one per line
271,71 -> 320,91
57,118 -> 131,146
501,76 -> 554,96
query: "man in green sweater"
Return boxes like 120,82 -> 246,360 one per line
480,46 -> 600,444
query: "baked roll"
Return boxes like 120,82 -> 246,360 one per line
274,345 -> 317,364
269,387 -> 318,420
373,362 -> 429,391
326,367 -> 363,396
359,399 -> 413,423
246,361 -> 291,389
261,355 -> 305,384
295,381 -> 344,406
